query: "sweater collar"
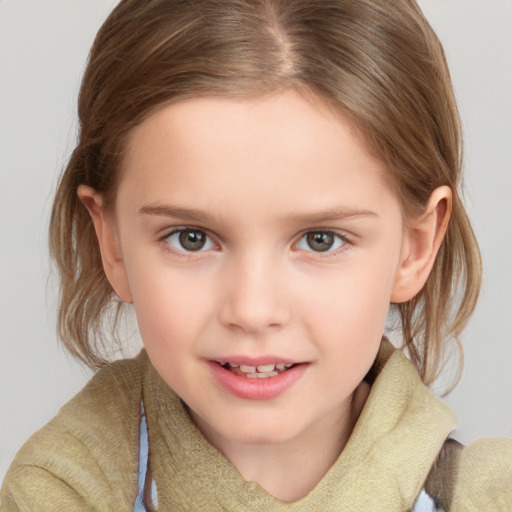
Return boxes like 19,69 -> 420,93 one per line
142,339 -> 457,511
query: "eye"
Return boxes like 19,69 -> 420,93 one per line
296,231 -> 346,253
164,228 -> 215,252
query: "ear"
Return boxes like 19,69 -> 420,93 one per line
391,186 -> 452,303
77,185 -> 133,303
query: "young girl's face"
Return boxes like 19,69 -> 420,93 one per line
103,90 -> 409,449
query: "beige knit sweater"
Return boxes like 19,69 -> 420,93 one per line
2,342 -> 512,511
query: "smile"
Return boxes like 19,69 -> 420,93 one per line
209,360 -> 308,400
218,362 -> 295,379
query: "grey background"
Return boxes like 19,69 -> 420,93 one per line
1,0 -> 511,483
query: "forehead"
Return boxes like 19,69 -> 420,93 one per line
118,90 -> 398,221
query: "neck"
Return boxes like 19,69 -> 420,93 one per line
194,381 -> 370,502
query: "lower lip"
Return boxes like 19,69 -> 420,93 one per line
208,362 -> 308,400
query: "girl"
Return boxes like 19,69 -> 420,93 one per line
2,0 -> 511,510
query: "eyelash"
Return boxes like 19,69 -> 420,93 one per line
295,230 -> 349,258
158,227 -> 351,259
158,227 -> 218,258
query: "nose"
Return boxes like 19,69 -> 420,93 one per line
218,251 -> 290,335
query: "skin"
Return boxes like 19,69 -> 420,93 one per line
79,89 -> 451,502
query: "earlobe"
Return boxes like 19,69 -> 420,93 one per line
77,185 -> 133,303
391,186 -> 452,303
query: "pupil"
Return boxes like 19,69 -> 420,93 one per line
179,230 -> 206,251
307,232 -> 333,252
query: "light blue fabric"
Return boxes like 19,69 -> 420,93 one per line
411,489 -> 442,512
133,402 -> 158,511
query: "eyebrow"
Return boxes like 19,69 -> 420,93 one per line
139,204 -> 222,224
139,203 -> 378,224
284,207 -> 379,224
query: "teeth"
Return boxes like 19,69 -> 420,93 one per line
258,371 -> 278,378
256,364 -> 276,373
223,361 -> 296,376
240,365 -> 257,373
245,371 -> 279,379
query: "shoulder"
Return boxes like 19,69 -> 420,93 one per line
452,437 -> 512,511
1,352 -> 147,511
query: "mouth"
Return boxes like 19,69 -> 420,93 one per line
209,359 -> 308,400
216,361 -> 297,379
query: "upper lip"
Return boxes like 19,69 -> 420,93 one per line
212,356 -> 302,366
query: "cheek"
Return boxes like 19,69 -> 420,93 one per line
303,257 -> 396,330
305,283 -> 389,361
299,250 -> 399,370
126,260 -> 213,349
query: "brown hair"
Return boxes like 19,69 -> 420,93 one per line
50,0 -> 481,387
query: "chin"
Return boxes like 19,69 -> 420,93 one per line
231,430 -> 292,446
214,414 -> 302,446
